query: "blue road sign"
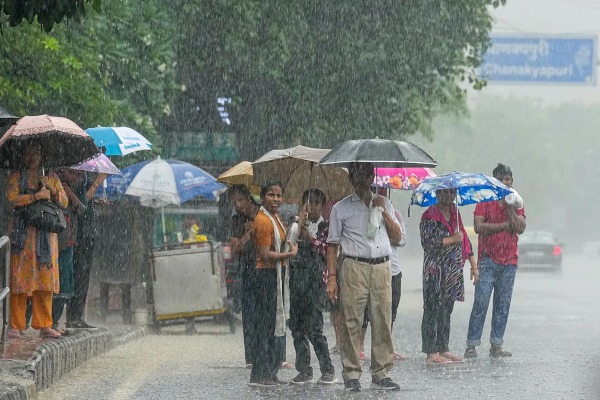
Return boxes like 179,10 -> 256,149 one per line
480,36 -> 597,85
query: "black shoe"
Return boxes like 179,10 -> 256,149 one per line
371,377 -> 400,391
317,373 -> 338,385
490,345 -> 512,358
248,379 -> 278,388
464,346 -> 477,359
290,373 -> 313,385
66,320 -> 97,329
273,376 -> 288,385
344,379 -> 361,392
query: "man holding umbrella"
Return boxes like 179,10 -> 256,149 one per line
464,163 -> 526,358
325,162 -> 402,391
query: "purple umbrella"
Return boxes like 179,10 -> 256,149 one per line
70,153 -> 122,175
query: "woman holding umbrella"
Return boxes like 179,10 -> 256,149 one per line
7,142 -> 68,339
419,188 -> 477,364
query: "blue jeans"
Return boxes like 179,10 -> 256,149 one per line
466,257 -> 517,347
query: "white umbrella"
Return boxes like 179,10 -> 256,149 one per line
123,157 -> 226,245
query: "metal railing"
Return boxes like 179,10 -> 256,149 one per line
0,235 -> 10,342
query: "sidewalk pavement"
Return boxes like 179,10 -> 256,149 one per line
0,320 -> 150,400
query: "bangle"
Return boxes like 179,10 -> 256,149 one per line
327,273 -> 336,278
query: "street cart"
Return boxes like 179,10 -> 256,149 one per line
149,241 -> 236,334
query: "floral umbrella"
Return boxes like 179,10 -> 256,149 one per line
409,172 -> 513,219
372,167 -> 437,190
0,114 -> 98,169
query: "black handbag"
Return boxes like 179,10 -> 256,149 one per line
23,200 -> 67,233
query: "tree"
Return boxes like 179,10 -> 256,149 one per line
0,0 -> 101,32
0,0 -> 179,164
161,0 -> 506,160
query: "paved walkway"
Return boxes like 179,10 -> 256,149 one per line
0,316 -> 149,400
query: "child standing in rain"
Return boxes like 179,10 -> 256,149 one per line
288,189 -> 337,385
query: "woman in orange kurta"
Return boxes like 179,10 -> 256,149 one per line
248,179 -> 298,387
7,143 -> 68,339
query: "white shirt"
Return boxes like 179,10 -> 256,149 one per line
390,209 -> 407,276
327,192 -> 400,259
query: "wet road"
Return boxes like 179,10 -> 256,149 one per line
39,253 -> 600,400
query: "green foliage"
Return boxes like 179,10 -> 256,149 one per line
0,0 -> 101,32
1,0 -> 504,169
163,0 -> 503,160
0,0 -> 179,166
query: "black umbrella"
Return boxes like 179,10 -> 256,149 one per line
0,114 -> 99,169
318,139 -> 438,168
0,105 -> 18,127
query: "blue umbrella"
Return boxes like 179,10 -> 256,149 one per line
100,157 -> 225,203
100,157 -> 226,245
410,172 -> 513,214
86,126 -> 152,156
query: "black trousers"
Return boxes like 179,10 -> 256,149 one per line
289,267 -> 334,377
67,234 -> 95,323
249,268 -> 280,382
421,287 -> 455,354
391,272 -> 402,327
241,265 -> 256,365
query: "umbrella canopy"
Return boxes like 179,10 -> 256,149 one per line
0,105 -> 18,127
410,172 -> 513,208
318,139 -> 438,168
112,157 -> 226,246
70,153 -> 122,175
217,161 -> 260,195
373,167 -> 437,190
217,160 -> 253,186
0,114 -> 98,169
102,156 -> 226,206
252,145 -> 353,203
85,126 -> 152,156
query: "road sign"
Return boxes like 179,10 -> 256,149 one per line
480,35 -> 597,85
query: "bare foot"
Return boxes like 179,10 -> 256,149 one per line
426,353 -> 451,364
440,352 -> 464,362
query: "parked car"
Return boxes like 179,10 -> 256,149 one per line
518,230 -> 563,271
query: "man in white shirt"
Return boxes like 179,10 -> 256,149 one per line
326,162 -> 402,392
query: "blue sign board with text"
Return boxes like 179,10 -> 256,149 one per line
480,36 -> 596,85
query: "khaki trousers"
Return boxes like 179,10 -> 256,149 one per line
339,257 -> 393,381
